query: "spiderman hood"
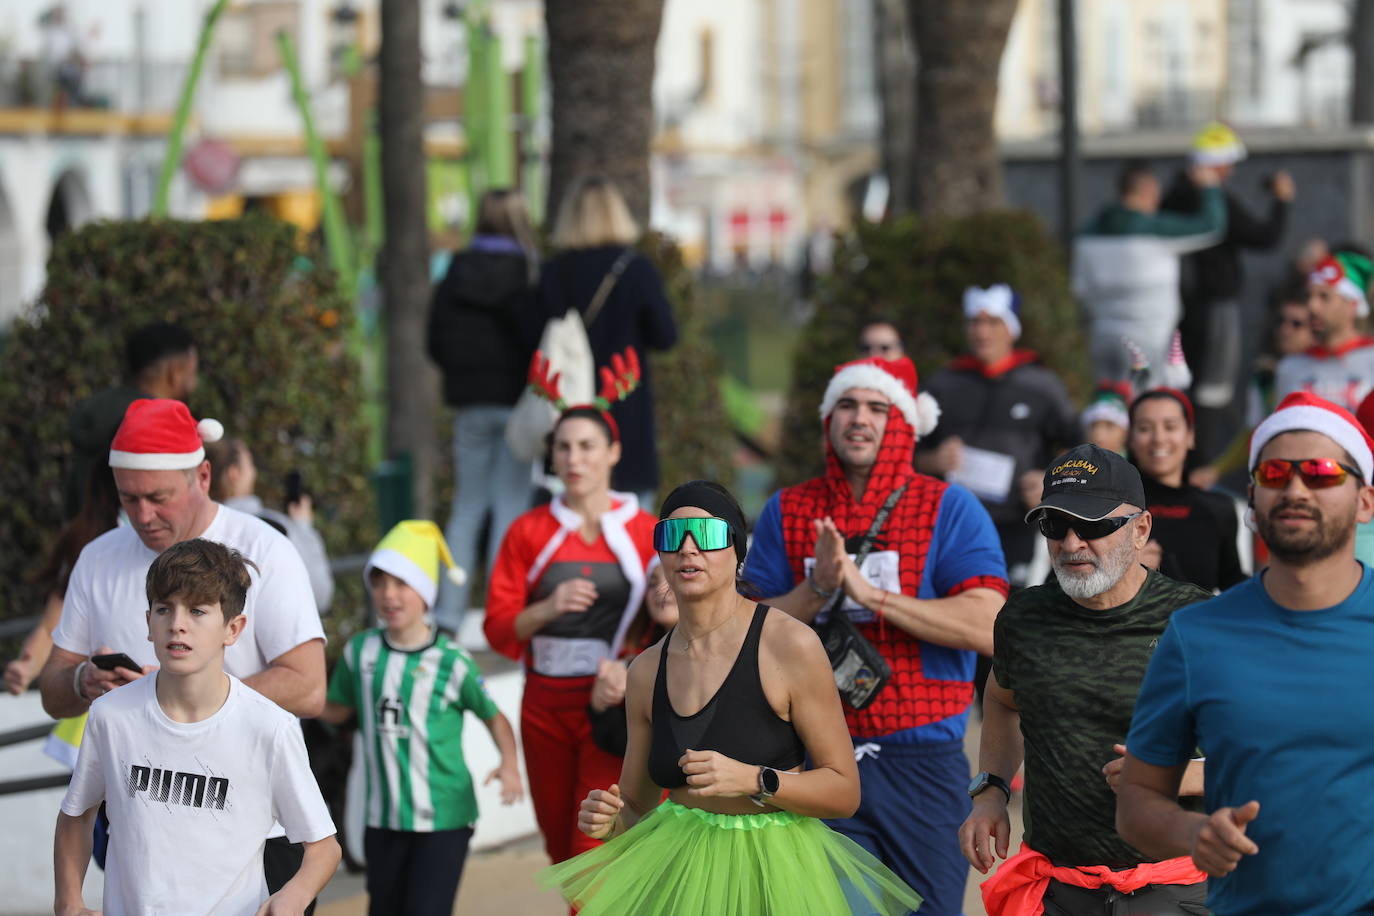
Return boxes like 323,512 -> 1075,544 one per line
818,356 -> 941,509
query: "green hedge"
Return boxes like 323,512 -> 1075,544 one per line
776,210 -> 1089,485
644,232 -> 737,494
0,216 -> 375,653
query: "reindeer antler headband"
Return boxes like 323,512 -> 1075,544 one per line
525,347 -> 642,441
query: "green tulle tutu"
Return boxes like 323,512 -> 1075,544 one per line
538,799 -> 923,915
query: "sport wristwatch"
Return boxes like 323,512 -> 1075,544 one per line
967,771 -> 1012,803
750,766 -> 781,807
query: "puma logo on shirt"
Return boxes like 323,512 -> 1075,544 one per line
127,764 -> 229,810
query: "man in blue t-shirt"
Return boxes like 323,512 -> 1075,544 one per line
1119,391 -> 1374,916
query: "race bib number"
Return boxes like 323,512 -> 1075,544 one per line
806,549 -> 901,624
529,636 -> 611,678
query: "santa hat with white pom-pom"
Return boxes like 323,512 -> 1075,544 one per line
819,355 -> 941,438
109,398 -> 224,470
365,520 -> 467,610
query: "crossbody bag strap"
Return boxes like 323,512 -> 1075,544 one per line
583,248 -> 635,328
818,482 -> 908,617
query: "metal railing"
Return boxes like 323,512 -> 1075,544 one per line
0,57 -> 187,112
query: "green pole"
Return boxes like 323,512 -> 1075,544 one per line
362,111 -> 384,263
152,0 -> 230,217
276,29 -> 358,301
483,27 -> 514,187
521,33 -> 544,224
465,14 -> 490,226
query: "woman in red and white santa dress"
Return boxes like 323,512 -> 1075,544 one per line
484,354 -> 658,865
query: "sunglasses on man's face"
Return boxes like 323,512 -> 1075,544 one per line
653,516 -> 736,553
1037,511 -> 1142,541
1251,457 -> 1362,490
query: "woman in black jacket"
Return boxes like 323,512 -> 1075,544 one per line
427,189 -> 542,628
1128,388 -> 1246,593
536,176 -> 678,504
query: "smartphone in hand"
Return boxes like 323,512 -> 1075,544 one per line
91,652 -> 141,673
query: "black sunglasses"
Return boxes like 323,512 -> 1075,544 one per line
1037,511 -> 1142,541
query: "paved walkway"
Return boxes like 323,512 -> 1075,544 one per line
317,722 -> 1026,916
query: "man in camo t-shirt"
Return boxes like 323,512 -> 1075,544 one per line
959,444 -> 1214,916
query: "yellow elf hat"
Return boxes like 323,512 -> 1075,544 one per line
1191,121 -> 1246,166
364,520 -> 466,609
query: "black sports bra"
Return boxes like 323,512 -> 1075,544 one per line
647,603 -> 807,790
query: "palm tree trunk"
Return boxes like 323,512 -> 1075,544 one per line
379,0 -> 437,516
544,0 -> 665,227
873,0 -> 916,216
907,0 -> 1018,217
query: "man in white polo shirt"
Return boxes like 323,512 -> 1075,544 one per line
38,397 -> 326,894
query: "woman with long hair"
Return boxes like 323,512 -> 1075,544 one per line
537,176 -> 678,505
541,480 -> 924,915
483,401 -> 658,866
1129,389 -> 1245,592
428,188 -> 542,628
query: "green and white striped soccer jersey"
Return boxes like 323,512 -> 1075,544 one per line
327,629 -> 499,832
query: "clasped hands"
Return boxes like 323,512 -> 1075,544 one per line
811,518 -> 879,607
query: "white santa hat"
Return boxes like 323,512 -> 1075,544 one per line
1249,391 -> 1374,484
818,355 -> 940,437
109,398 -> 223,470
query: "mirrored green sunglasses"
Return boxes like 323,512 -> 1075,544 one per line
653,517 -> 735,553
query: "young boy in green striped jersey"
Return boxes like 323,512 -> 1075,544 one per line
320,521 -> 522,915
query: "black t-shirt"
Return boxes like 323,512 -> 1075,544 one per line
1142,476 -> 1245,593
993,568 -> 1211,867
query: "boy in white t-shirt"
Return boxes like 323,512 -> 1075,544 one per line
55,539 -> 340,916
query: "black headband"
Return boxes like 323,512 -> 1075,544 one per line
657,480 -> 747,563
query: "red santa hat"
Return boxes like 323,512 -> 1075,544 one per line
109,399 -> 224,471
818,355 -> 940,436
1249,391 -> 1374,484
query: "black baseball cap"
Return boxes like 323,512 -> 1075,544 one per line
1024,443 -> 1147,523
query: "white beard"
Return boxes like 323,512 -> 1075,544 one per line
1052,538 -> 1135,599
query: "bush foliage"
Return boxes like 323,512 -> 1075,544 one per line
0,216 -> 374,650
644,232 -> 738,494
777,210 -> 1090,485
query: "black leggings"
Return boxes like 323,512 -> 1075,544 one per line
1042,878 -> 1209,915
364,826 -> 475,916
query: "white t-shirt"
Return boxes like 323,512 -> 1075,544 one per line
61,674 -> 335,916
53,503 -> 324,677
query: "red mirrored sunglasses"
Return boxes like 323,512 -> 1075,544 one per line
1251,457 -> 1362,490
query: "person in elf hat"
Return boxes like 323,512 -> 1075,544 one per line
1073,159 -> 1227,385
1273,248 -> 1374,412
483,348 -> 659,866
1162,123 -> 1294,430
1119,392 -> 1374,916
320,520 -> 523,916
1081,383 -> 1133,455
918,284 -> 1079,587
744,354 -> 1009,916
38,397 -> 326,893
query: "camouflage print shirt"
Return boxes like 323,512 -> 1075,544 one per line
993,567 -> 1211,867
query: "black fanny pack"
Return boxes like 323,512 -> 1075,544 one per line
814,484 -> 905,710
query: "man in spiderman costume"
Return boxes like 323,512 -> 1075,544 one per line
745,355 -> 1009,915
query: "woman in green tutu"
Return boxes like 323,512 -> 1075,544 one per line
539,480 -> 924,915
